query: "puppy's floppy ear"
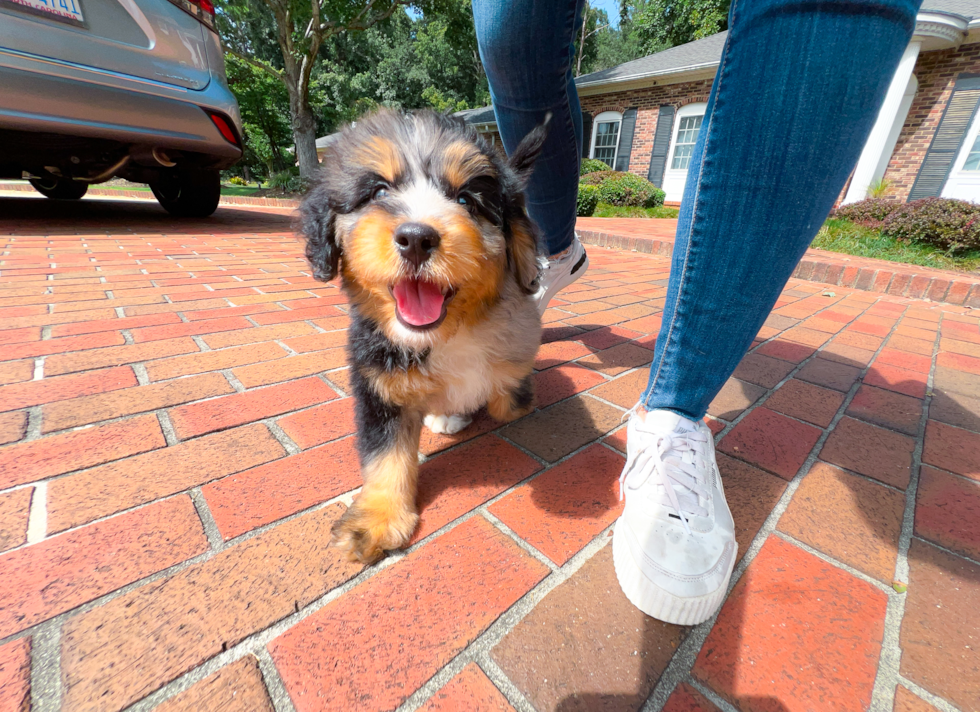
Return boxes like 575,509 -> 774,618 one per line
508,215 -> 542,295
299,181 -> 340,282
508,112 -> 551,188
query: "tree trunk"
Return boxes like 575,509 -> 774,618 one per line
288,89 -> 320,183
577,7 -> 588,76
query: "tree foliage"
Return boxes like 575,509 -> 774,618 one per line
217,0 -> 490,181
217,0 -> 419,181
224,54 -> 293,179
630,0 -> 729,52
217,1 -> 712,179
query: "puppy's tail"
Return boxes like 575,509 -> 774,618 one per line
508,112 -> 551,186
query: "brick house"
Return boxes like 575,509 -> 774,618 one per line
461,0 -> 980,206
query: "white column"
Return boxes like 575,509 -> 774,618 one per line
843,41 -> 921,204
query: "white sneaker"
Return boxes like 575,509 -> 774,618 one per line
613,409 -> 737,625
533,234 -> 589,315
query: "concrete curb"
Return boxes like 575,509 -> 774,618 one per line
576,227 -> 980,308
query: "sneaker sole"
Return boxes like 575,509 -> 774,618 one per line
612,522 -> 736,626
538,249 -> 589,313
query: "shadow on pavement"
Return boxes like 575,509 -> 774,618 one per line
489,354 -> 977,711
0,195 -> 295,235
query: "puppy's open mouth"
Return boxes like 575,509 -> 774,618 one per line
391,278 -> 454,330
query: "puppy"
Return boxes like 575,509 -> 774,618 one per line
299,109 -> 546,563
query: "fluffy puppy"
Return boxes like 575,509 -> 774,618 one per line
299,109 -> 546,563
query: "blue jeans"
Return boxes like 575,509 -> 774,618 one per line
474,0 -> 921,420
473,0 -> 585,256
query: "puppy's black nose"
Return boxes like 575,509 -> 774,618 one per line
394,222 -> 440,270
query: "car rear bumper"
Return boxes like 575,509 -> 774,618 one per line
0,50 -> 242,167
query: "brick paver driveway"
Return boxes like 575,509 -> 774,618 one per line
0,195 -> 978,712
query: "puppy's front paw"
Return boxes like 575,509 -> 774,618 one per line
423,413 -> 472,435
331,498 -> 419,564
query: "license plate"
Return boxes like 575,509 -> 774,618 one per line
1,0 -> 85,26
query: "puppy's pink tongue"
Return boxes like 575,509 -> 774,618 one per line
392,278 -> 445,326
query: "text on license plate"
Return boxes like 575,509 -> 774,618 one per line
7,0 -> 84,23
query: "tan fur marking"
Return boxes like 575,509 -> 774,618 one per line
341,209 -> 403,328
360,136 -> 404,183
487,358 -> 536,422
443,141 -> 495,189
331,414 -> 421,563
509,219 -> 540,294
487,391 -> 534,423
430,213 -> 505,330
344,202 -> 507,341
365,366 -> 441,407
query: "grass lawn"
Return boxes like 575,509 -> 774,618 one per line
591,202 -> 680,218
93,184 -> 264,196
91,184 -> 150,192
811,218 -> 980,273
219,185 -> 264,196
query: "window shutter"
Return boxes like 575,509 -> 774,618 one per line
909,74 -> 980,200
581,112 -> 593,159
646,105 -> 676,188
613,107 -> 638,172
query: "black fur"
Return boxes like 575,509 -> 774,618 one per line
346,307 -> 430,372
507,112 -> 551,188
299,182 -> 340,281
511,373 -> 535,412
349,355 -> 403,461
346,307 -> 429,461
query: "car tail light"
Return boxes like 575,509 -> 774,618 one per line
208,112 -> 240,147
167,0 -> 216,32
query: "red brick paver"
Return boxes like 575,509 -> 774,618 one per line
1,201 -> 977,711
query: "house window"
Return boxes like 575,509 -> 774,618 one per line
670,115 -> 703,170
963,134 -> 980,171
590,111 -> 622,167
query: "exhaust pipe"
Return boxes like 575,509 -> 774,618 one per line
75,155 -> 130,184
152,148 -> 177,168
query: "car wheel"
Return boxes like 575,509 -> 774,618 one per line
29,177 -> 89,200
150,169 -> 221,217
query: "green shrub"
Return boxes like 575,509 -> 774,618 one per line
832,198 -> 897,227
268,170 -> 307,194
580,158 -> 611,175
602,174 -> 663,207
880,197 -> 980,252
577,184 -> 599,217
578,170 -> 664,208
227,176 -> 248,186
579,170 -> 620,186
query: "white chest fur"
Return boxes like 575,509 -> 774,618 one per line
426,326 -> 497,415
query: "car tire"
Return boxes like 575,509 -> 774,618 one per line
150,169 -> 221,218
29,177 -> 89,200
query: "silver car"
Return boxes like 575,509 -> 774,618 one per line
0,0 -> 242,217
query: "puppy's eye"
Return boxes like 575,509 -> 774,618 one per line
371,185 -> 389,200
457,194 -> 474,208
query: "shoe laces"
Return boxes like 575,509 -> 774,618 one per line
618,427 -> 710,535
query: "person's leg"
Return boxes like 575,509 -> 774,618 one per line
472,0 -> 583,257
642,0 -> 923,418
617,0 -> 922,626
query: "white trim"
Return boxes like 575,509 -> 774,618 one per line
576,60 -> 721,90
666,103 -> 706,169
662,102 -> 706,202
575,10 -> 967,97
844,42 -> 922,204
913,11 -> 968,51
590,110 -> 623,166
941,107 -> 980,201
